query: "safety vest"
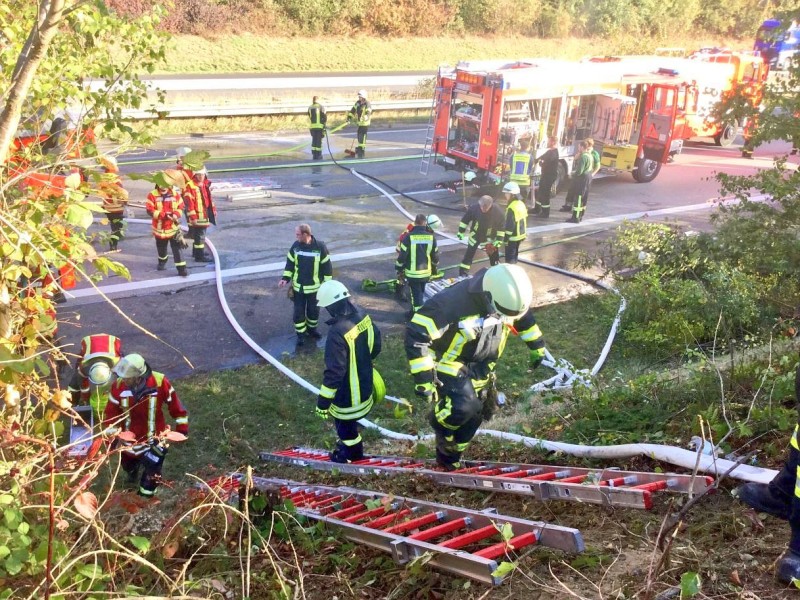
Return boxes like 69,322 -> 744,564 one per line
505,199 -> 528,241
396,226 -> 438,279
349,100 -> 372,127
183,180 -> 210,227
80,334 -> 122,363
509,151 -> 532,186
145,188 -> 183,239
308,102 -> 327,129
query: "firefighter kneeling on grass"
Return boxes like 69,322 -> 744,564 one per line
405,264 -> 546,471
104,354 -> 189,497
67,333 -> 123,419
315,280 -> 383,463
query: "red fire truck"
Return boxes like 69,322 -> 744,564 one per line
425,50 -> 766,188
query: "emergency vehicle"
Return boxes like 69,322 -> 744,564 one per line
424,50 -> 766,189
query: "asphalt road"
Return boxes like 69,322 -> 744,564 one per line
56,126 -> 797,381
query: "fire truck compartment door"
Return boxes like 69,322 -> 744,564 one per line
640,84 -> 678,164
592,94 -> 636,145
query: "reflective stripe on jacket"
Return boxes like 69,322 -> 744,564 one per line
509,151 -> 532,185
183,180 -> 211,227
281,236 -> 332,293
396,225 -> 439,279
145,188 -> 183,239
348,100 -> 372,126
504,199 -> 528,242
308,102 -> 327,129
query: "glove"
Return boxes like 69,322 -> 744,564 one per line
530,348 -> 546,370
315,407 -> 329,420
414,382 -> 438,403
492,240 -> 503,249
316,396 -> 330,419
456,232 -> 465,241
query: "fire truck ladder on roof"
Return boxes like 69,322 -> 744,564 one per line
261,447 -> 714,510
211,474 -> 583,585
419,76 -> 445,176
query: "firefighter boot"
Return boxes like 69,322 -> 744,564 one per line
307,327 -> 322,341
355,147 -> 365,159
777,549 -> 800,584
109,239 -> 118,252
295,332 -> 306,347
157,260 -> 167,271
735,482 -> 791,520
194,249 -> 213,263
177,265 -> 188,277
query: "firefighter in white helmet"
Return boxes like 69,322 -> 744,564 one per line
347,90 -> 372,158
315,280 -> 382,463
501,181 -> 527,264
104,353 -> 189,497
67,333 -> 123,418
405,264 -> 546,470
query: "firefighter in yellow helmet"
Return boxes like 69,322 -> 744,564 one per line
405,264 -> 546,470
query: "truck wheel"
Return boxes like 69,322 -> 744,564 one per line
714,122 -> 737,147
632,157 -> 662,183
554,162 -> 568,193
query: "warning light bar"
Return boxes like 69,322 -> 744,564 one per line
456,71 -> 486,85
657,67 -> 680,76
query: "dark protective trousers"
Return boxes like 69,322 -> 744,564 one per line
428,371 -> 485,468
108,211 -> 124,249
292,289 -> 320,335
310,128 -> 324,157
407,277 -> 428,313
357,126 -> 369,153
155,236 -> 184,270
505,240 -> 521,264
460,242 -> 500,274
188,225 -> 207,258
534,178 -> 555,217
767,440 -> 800,553
331,418 -> 364,462
121,450 -> 165,497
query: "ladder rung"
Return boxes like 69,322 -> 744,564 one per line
439,524 -> 498,550
364,508 -> 412,529
309,494 -> 342,509
409,517 -> 469,541
500,468 -> 542,479
327,503 -> 367,520
319,497 -> 359,515
383,511 -> 442,535
558,475 -> 589,484
630,480 -> 671,492
342,506 -> 389,524
473,531 -> 538,559
401,462 -> 426,469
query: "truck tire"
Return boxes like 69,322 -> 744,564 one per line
714,122 -> 738,147
632,157 -> 662,183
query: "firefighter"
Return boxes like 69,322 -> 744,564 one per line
534,137 -> 559,217
405,264 -> 547,470
501,181 -> 527,264
308,96 -> 327,160
97,156 -> 128,252
456,195 -> 505,276
347,90 -> 372,158
145,172 -> 188,277
583,138 -> 602,206
182,167 -> 216,263
279,223 -> 333,346
396,214 -> 440,316
508,142 -> 533,205
67,333 -> 123,419
315,280 -> 382,463
560,140 -> 593,223
104,353 -> 189,497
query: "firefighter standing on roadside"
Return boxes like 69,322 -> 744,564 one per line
533,137 -> 559,217
145,171 -> 188,277
308,96 -> 327,160
97,156 -> 128,252
508,142 -> 533,206
279,223 -> 332,346
583,138 -> 602,207
182,167 -> 216,263
560,140 -> 593,223
347,90 -> 372,159
405,264 -> 547,470
396,214 -> 440,316
501,182 -> 527,264
456,195 -> 505,275
67,333 -> 123,419
104,353 -> 189,498
315,280 -> 382,463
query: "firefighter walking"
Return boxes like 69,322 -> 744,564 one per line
456,195 -> 505,276
145,172 -> 188,277
279,223 -> 333,346
308,96 -> 327,160
97,156 -> 128,252
396,214 -> 440,316
315,280 -> 382,463
347,90 -> 372,158
104,353 -> 189,497
405,264 -> 547,470
182,167 -> 216,262
501,182 -> 527,264
67,333 -> 123,419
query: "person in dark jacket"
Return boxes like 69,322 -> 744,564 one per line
347,90 -> 372,158
308,96 -> 327,160
406,264 -> 546,470
456,195 -> 505,275
735,363 -> 800,584
533,137 -> 559,217
279,223 -> 332,346
396,213 -> 439,315
315,280 -> 382,463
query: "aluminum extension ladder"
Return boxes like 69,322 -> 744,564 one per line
419,71 -> 447,175
261,447 -> 714,510
207,474 -> 584,585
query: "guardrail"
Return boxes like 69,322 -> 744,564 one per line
122,98 -> 432,120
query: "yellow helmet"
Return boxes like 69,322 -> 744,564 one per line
482,264 -> 533,318
113,353 -> 147,379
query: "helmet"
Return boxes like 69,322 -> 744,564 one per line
463,171 -> 477,182
113,353 -> 147,379
372,369 -> 386,403
98,155 -> 118,173
427,214 -> 442,231
87,362 -> 112,386
482,264 -> 533,318
357,89 -> 367,99
317,280 -> 351,308
502,181 -> 521,195
175,146 -> 192,159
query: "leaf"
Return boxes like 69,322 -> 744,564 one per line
163,430 -> 187,442
0,495 -> 14,506
500,522 -> 514,541
127,536 -> 150,554
64,203 -> 94,229
74,492 -> 98,519
680,571 -> 701,597
117,430 -> 136,442
491,561 -> 516,579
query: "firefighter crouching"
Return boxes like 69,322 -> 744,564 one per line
405,264 -> 547,470
315,280 -> 383,463
456,195 -> 506,276
104,354 -> 189,497
735,363 -> 800,584
67,333 -> 123,419
396,214 -> 440,316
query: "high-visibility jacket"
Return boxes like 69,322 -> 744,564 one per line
457,203 -> 506,245
105,369 -> 188,456
396,225 -> 439,280
504,198 -> 528,242
67,334 -> 122,416
281,236 -> 332,293
145,187 -> 183,239
509,151 -> 532,186
308,102 -> 327,129
317,305 -> 382,421
348,99 -> 372,127
183,179 -> 213,228
406,270 -> 545,383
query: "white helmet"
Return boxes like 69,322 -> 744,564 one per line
87,362 -> 112,386
482,264 -> 533,318
357,89 -> 367,99
427,214 -> 442,231
463,171 -> 477,182
175,146 -> 192,159
503,181 -> 521,195
317,280 -> 351,308
113,353 -> 147,379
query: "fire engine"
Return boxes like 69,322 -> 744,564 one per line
423,50 -> 767,189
